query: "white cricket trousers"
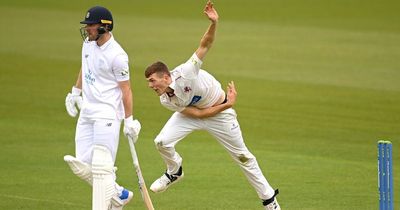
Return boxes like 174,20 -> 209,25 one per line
75,117 -> 121,164
154,108 -> 275,200
74,117 -> 124,194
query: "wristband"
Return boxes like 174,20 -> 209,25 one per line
125,115 -> 135,122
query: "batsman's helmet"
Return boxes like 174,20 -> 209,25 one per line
80,6 -> 113,31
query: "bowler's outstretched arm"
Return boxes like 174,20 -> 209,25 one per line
195,0 -> 219,61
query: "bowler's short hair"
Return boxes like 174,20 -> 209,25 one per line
145,61 -> 170,78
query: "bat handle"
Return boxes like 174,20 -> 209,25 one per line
127,136 -> 140,166
127,136 -> 155,210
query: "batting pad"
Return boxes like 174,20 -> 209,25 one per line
64,155 -> 92,184
92,145 -> 116,210
64,155 -> 125,207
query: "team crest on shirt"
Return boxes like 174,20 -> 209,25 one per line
85,69 -> 95,85
121,70 -> 129,76
184,86 -> 191,93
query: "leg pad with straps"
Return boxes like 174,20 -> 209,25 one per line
91,145 -> 116,210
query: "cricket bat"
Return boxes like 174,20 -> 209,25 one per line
128,136 -> 155,210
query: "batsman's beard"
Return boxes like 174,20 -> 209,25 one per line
80,27 -> 104,42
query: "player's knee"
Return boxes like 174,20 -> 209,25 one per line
91,145 -> 114,174
154,136 -> 166,149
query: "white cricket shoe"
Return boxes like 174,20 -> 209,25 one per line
150,166 -> 184,193
110,189 -> 133,210
263,189 -> 280,210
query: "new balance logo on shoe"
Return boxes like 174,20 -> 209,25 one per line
150,166 -> 184,193
165,166 -> 182,182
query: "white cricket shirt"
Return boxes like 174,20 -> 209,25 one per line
80,35 -> 130,120
160,53 -> 225,112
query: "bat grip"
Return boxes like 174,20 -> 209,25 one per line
128,136 -> 140,167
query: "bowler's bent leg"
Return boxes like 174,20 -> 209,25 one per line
150,112 -> 201,192
154,112 -> 201,174
205,109 -> 275,200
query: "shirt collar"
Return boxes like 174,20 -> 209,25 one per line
169,71 -> 184,90
168,79 -> 176,90
99,33 -> 114,50
166,72 -> 185,97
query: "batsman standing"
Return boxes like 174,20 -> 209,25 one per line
144,1 -> 280,209
64,6 -> 141,210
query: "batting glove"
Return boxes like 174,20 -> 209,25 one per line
123,116 -> 141,143
65,86 -> 82,117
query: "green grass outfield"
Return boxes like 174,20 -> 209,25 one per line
0,0 -> 399,209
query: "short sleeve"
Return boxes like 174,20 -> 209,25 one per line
160,96 -> 185,112
163,103 -> 185,112
112,54 -> 130,81
180,53 -> 203,79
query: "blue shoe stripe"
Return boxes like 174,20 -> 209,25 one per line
120,189 -> 129,200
